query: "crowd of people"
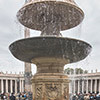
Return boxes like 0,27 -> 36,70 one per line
0,92 -> 32,100
1,92 -> 100,100
70,92 -> 100,100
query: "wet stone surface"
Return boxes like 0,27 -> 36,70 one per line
9,37 -> 91,63
17,1 -> 84,32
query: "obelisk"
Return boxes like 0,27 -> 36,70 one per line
24,28 -> 32,92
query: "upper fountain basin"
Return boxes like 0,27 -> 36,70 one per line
9,37 -> 92,64
17,0 -> 84,31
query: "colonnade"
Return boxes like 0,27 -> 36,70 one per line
0,78 -> 25,93
69,78 -> 100,94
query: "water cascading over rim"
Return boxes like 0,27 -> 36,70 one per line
17,0 -> 84,36
9,0 -> 92,99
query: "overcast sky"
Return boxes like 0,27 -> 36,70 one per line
0,0 -> 100,74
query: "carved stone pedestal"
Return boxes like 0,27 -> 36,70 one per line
32,73 -> 69,100
32,58 -> 69,100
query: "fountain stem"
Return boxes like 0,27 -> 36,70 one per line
41,23 -> 61,36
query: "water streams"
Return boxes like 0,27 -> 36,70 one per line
9,0 -> 92,99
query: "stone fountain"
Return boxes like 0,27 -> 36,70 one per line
9,0 -> 92,100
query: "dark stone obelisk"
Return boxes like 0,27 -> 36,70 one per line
24,28 -> 32,92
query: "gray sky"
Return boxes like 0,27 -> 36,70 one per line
0,0 -> 100,74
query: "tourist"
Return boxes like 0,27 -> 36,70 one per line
3,93 -> 7,100
84,94 -> 89,100
77,93 -> 84,100
16,93 -> 20,100
95,93 -> 100,100
21,93 -> 26,100
27,92 -> 33,100
18,93 -> 22,100
9,93 -> 16,100
5,93 -> 9,100
0,93 -> 7,100
24,93 -> 27,99
72,94 -> 78,100
89,93 -> 94,100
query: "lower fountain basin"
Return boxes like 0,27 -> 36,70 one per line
9,37 -> 91,64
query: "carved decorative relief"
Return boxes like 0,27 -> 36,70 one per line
45,83 -> 61,100
32,75 -> 69,100
35,84 -> 43,100
63,84 -> 69,100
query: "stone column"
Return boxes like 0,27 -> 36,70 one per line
91,79 -> 93,93
95,79 -> 97,93
20,80 -> 22,92
86,79 -> 88,93
78,80 -> 80,93
99,79 -> 100,93
15,80 -> 17,93
6,79 -> 8,93
74,80 -> 76,93
82,80 -> 84,93
1,79 -> 3,93
22,80 -> 24,92
11,80 -> 13,93
69,81 -> 71,94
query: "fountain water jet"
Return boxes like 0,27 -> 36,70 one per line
9,0 -> 92,99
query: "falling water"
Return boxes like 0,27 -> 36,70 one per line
9,0 -> 92,99
62,23 -> 83,39
15,17 -> 23,37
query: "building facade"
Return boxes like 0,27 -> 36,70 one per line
69,71 -> 100,94
0,72 -> 24,93
0,71 -> 100,94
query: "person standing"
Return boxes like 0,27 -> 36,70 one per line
72,94 -> 78,100
9,93 -> 16,100
1,93 -> 4,100
89,93 -> 94,100
84,94 -> 89,100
